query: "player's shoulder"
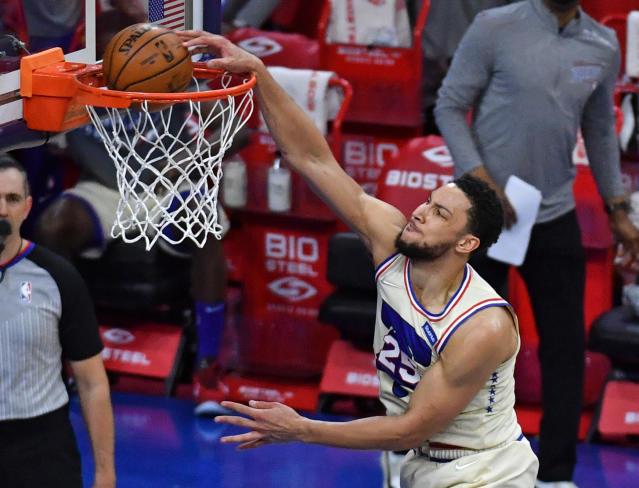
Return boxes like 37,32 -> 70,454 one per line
458,305 -> 516,353
579,11 -> 621,52
470,1 -> 530,32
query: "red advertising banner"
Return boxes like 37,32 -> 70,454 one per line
599,380 -> 639,437
232,221 -> 340,377
100,324 -> 182,379
223,372 -> 321,412
320,340 -> 380,398
243,223 -> 335,318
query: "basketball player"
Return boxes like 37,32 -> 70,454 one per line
178,32 -> 539,487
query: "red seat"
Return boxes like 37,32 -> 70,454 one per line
225,27 -> 320,69
269,0 -> 326,39
317,1 -> 430,127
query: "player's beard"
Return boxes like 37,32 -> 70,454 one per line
394,230 -> 453,261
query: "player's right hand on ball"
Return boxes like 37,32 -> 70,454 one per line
176,30 -> 263,75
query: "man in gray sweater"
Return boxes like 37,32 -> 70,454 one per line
435,1 -> 639,487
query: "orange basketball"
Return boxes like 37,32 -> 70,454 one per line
102,23 -> 193,93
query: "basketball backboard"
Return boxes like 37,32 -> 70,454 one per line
0,0 -> 220,151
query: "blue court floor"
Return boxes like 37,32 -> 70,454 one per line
70,392 -> 639,488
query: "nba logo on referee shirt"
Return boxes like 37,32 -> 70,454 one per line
20,281 -> 32,303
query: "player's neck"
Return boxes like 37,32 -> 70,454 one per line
408,257 -> 467,312
542,0 -> 580,28
0,235 -> 24,266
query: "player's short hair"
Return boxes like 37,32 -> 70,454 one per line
0,153 -> 31,197
453,174 -> 503,254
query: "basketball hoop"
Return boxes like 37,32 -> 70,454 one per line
20,48 -> 256,249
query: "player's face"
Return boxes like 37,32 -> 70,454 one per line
0,169 -> 32,245
543,0 -> 580,13
396,184 -> 472,261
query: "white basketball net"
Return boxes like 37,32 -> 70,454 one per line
86,74 -> 254,250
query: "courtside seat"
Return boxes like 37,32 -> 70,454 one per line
76,239 -> 191,317
74,239 -> 192,397
590,305 -> 639,369
586,305 -> 639,442
319,232 -> 376,349
326,232 -> 375,290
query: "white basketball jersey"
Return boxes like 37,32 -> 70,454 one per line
374,253 -> 523,450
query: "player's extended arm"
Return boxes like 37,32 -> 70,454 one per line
177,31 -> 405,260
215,307 -> 517,451
70,353 -> 116,488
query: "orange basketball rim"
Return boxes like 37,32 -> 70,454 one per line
20,47 -> 256,132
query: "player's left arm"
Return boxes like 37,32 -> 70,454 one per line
215,306 -> 517,451
581,39 -> 639,258
70,354 -> 116,488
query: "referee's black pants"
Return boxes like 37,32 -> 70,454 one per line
0,403 -> 83,488
470,210 -> 586,482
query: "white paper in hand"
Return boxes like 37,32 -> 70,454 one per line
486,176 -> 542,266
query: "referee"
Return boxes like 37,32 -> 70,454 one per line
0,156 -> 115,488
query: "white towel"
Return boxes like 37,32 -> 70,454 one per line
627,11 -> 639,78
265,67 -> 343,135
325,0 -> 412,47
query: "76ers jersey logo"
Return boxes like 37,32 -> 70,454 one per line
20,281 -> 32,303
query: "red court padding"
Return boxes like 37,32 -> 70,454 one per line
229,219 -> 340,378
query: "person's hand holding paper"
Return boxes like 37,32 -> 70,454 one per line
487,176 -> 542,266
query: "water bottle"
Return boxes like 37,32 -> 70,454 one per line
222,158 -> 247,208
267,156 -> 292,213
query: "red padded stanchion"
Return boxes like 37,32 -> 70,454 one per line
375,135 -> 454,216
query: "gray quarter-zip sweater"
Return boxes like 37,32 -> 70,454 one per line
435,0 -> 623,223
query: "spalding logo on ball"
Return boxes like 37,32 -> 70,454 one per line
102,23 -> 193,93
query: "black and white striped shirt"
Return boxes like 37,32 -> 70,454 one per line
0,243 -> 102,420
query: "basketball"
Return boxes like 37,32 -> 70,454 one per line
102,23 -> 193,93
